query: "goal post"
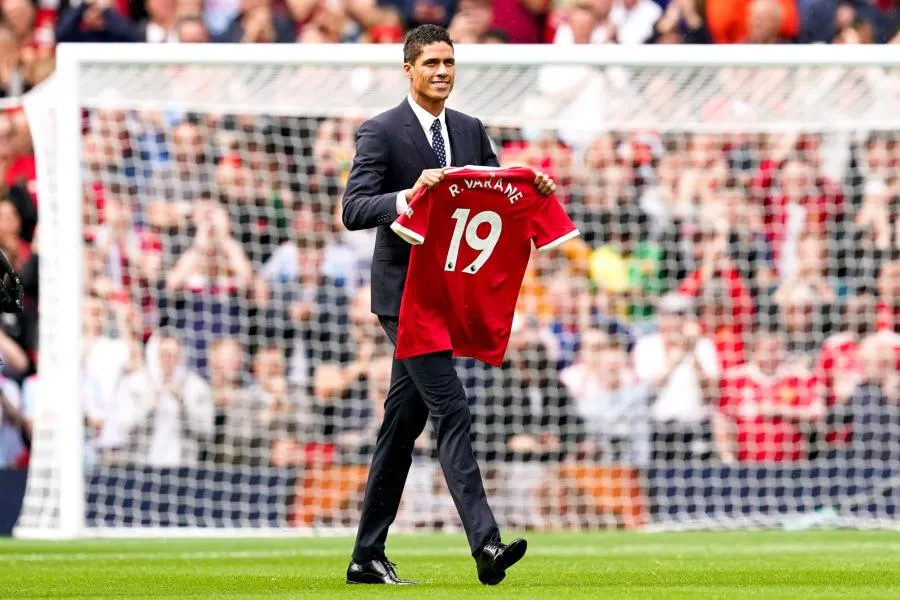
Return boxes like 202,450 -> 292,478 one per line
14,42 -> 900,539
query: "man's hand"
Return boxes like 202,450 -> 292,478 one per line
534,170 -> 556,195
409,168 -> 445,198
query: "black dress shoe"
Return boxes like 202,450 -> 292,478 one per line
346,558 -> 415,584
475,538 -> 528,585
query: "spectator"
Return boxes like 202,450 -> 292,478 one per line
544,274 -> 592,368
587,201 -> 660,324
720,183 -> 774,303
678,219 -> 755,347
560,329 -> 651,466
267,234 -> 349,387
847,135 -> 895,213
165,202 -> 255,296
2,0 -> 36,48
115,331 -> 214,467
216,0 -> 297,43
249,345 -> 308,463
706,0 -> 798,44
173,15 -> 211,42
361,5 -> 406,43
639,152 -> 685,239
610,0 -> 663,44
0,23 -> 25,98
139,0 -> 179,41
163,202 -> 266,376
480,28 -> 510,43
482,323 -> 581,462
92,192 -> 163,291
833,11 -> 878,43
844,331 -> 900,463
800,0 -> 888,44
633,293 -> 720,462
851,178 -> 900,293
334,354 -> 396,463
552,0 -> 615,44
215,138 -> 288,268
1,111 -> 38,231
207,337 -> 250,463
447,0 -> 494,42
213,342 -> 305,465
81,295 -> 142,453
0,376 -> 28,468
875,259 -> 900,333
145,119 -> 213,232
311,286 -> 388,441
652,0 -> 711,43
774,232 -> 842,307
204,0 -> 242,35
261,206 -> 329,285
56,0 -> 141,43
296,0 -> 349,42
696,280 -> 747,371
718,328 -> 822,463
489,0 -> 549,44
778,283 -> 823,370
744,0 -> 791,43
812,292 -> 899,452
0,197 -> 29,273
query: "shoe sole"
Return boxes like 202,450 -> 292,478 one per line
481,539 -> 528,586
346,580 -> 416,585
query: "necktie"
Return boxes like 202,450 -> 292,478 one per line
431,118 -> 446,168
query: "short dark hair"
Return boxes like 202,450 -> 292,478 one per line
403,25 -> 453,65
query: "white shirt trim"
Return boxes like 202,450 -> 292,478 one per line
537,229 -> 580,252
390,222 -> 425,245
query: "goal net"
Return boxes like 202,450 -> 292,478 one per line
14,44 -> 900,538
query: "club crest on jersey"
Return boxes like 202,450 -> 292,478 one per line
448,178 -> 524,204
405,206 -> 414,218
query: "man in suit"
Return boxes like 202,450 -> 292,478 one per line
341,24 -> 556,586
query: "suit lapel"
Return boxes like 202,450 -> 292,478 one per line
445,110 -> 461,167
402,100 -> 439,169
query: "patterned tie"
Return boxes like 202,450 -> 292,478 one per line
431,118 -> 447,167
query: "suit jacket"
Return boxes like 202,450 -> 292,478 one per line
342,98 -> 500,317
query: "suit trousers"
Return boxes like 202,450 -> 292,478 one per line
352,316 -> 500,561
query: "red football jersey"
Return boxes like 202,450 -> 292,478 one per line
719,365 -> 817,462
390,166 -> 579,366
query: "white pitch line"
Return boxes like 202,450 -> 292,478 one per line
3,542 -> 900,563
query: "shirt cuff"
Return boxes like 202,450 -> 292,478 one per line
396,190 -> 408,216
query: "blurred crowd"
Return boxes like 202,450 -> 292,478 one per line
0,0 -> 898,529
0,0 -> 896,101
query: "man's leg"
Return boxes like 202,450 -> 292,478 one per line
402,349 -> 501,556
352,318 -> 429,562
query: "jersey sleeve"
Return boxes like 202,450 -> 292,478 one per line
529,193 -> 580,252
390,188 -> 431,245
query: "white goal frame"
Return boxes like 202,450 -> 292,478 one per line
15,42 -> 900,539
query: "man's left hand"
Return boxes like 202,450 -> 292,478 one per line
534,170 -> 556,195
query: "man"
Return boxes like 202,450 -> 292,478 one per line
341,24 -> 555,585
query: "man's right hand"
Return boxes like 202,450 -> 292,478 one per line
409,168 -> 446,198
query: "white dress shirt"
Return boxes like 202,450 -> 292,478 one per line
633,333 -> 720,424
396,94 -> 452,214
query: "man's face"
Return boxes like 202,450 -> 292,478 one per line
159,338 -> 182,379
569,3 -> 598,43
754,335 -> 783,374
404,42 -> 455,105
254,348 -> 285,379
178,21 -> 209,43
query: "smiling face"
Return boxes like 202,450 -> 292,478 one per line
404,41 -> 455,114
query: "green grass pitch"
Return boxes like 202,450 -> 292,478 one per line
1,530 -> 899,599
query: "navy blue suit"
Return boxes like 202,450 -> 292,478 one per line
343,98 -> 499,316
342,98 -> 501,561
